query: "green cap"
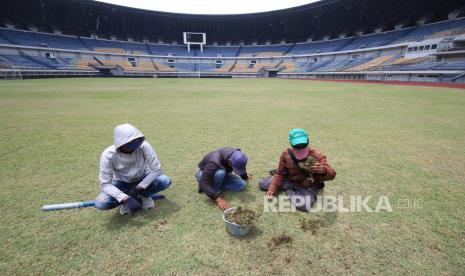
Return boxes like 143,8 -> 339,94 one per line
289,128 -> 309,146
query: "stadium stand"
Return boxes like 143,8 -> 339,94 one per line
399,60 -> 448,71
391,18 -> 465,44
313,58 -> 351,72
289,39 -> 353,55
148,44 -> 194,56
231,63 -> 258,73
196,63 -> 216,71
196,46 -> 240,57
215,63 -> 235,73
0,54 -> 48,69
174,63 -> 196,72
154,62 -> 176,72
0,28 -> 87,49
376,57 -> 431,71
98,59 -> 134,70
436,60 -> 465,70
76,59 -> 100,70
278,62 -> 298,73
81,38 -> 149,55
124,60 -> 157,72
0,0 -> 464,82
340,31 -> 411,51
0,16 -> 463,59
239,45 -> 290,57
345,55 -> 394,72
314,56 -> 375,72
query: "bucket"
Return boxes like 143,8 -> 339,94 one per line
222,207 -> 253,237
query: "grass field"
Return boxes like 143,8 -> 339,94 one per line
0,78 -> 464,275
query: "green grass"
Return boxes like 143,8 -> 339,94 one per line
0,78 -> 464,275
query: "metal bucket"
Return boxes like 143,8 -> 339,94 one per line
222,207 -> 253,237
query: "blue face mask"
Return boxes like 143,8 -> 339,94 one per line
125,138 -> 143,152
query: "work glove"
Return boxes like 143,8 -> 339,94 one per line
123,196 -> 142,215
215,197 -> 231,211
128,185 -> 144,199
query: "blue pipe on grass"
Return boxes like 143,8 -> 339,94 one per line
41,195 -> 165,211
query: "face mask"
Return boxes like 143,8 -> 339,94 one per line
124,138 -> 143,152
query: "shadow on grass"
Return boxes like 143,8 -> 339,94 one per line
233,226 -> 263,240
225,186 -> 258,204
105,198 -> 181,231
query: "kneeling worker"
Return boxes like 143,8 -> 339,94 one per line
95,123 -> 171,215
260,128 -> 336,212
196,148 -> 249,210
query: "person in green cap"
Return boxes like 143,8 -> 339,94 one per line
259,128 -> 336,212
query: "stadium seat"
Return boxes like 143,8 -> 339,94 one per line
123,60 -> 157,72
0,28 -> 86,49
345,55 -> 394,72
154,62 -> 176,72
196,46 -> 241,57
239,45 -> 291,57
215,63 -> 235,72
81,38 -> 149,54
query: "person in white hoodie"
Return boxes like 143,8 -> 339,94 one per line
95,123 -> 171,215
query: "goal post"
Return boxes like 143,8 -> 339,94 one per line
0,69 -> 22,80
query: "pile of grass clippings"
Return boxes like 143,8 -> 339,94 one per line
225,207 -> 258,225
298,156 -> 317,184
269,232 -> 293,248
300,218 -> 325,235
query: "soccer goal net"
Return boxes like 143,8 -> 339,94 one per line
0,69 -> 23,80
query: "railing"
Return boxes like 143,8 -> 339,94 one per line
439,47 -> 465,52
153,71 -> 256,78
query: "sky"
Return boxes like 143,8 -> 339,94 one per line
96,0 -> 320,15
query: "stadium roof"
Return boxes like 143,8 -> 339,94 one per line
1,0 -> 464,44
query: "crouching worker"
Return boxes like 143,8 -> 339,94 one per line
260,128 -> 336,212
95,123 -> 171,215
196,148 -> 249,210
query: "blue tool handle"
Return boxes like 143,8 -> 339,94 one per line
41,194 -> 165,211
41,201 -> 96,211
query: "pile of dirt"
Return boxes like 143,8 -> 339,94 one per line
153,219 -> 169,229
299,218 -> 324,235
225,207 -> 257,225
269,232 -> 293,247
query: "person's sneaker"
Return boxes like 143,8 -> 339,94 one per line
119,204 -> 130,215
141,196 -> 155,209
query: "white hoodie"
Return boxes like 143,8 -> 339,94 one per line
99,124 -> 162,202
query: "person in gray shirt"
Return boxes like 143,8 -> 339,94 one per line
95,123 -> 171,215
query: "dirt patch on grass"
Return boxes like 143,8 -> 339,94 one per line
153,219 -> 169,229
225,207 -> 257,225
269,232 -> 293,248
283,256 -> 292,264
300,218 -> 325,235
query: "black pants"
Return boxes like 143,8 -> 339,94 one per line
259,175 -> 324,212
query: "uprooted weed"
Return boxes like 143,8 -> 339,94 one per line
300,217 -> 325,235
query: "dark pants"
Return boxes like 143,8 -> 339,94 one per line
259,175 -> 323,212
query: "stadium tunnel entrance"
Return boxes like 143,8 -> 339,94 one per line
260,69 -> 279,78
